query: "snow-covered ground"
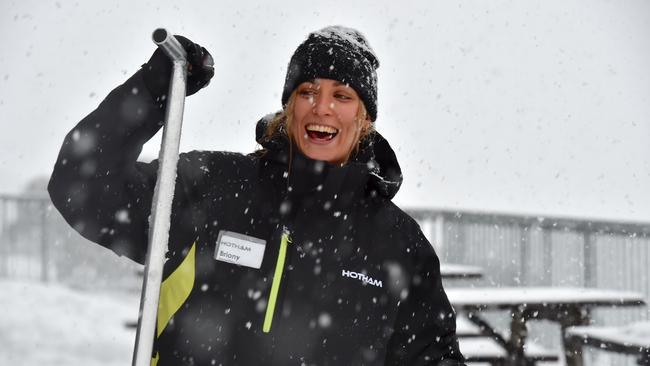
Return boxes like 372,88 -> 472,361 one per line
0,279 -> 139,366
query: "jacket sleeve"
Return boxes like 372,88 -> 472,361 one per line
385,218 -> 466,366
48,70 -> 172,264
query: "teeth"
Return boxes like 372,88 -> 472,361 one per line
306,124 -> 338,134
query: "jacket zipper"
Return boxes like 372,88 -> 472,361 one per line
263,227 -> 292,333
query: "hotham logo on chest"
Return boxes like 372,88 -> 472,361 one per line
341,269 -> 383,288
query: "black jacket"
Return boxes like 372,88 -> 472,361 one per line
48,70 -> 465,366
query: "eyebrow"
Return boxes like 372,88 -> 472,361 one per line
305,80 -> 350,88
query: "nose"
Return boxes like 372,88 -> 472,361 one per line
312,93 -> 334,117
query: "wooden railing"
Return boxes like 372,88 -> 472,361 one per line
0,194 -> 140,289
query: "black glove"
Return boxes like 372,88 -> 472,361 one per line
141,35 -> 214,101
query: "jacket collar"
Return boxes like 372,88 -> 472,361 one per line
254,115 -> 403,201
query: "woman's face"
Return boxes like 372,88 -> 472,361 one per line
290,79 -> 370,165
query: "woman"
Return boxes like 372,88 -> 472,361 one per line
49,26 -> 465,365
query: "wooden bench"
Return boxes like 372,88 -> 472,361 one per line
565,322 -> 650,365
456,314 -> 560,365
456,313 -> 485,337
459,337 -> 560,365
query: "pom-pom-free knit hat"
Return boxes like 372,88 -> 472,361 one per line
282,26 -> 380,122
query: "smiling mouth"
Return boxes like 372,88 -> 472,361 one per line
305,124 -> 339,141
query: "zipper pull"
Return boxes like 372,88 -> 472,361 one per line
282,225 -> 292,242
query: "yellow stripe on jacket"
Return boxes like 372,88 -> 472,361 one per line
151,242 -> 197,366
158,242 -> 196,337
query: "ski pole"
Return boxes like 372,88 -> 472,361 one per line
132,28 -> 188,366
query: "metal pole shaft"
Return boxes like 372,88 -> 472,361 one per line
132,28 -> 187,366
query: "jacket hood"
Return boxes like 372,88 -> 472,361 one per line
255,115 -> 403,199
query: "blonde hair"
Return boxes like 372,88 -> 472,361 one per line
260,90 -> 374,163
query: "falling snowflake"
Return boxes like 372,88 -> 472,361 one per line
318,313 -> 332,328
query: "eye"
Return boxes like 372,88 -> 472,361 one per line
298,87 -> 317,98
334,93 -> 353,101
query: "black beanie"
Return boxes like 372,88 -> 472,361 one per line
282,26 -> 380,122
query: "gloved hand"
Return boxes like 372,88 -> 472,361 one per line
141,35 -> 214,101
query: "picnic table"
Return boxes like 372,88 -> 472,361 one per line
440,263 -> 483,279
446,286 -> 646,366
456,313 -> 559,364
566,321 -> 650,365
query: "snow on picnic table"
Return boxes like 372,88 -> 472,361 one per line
439,263 -> 483,278
447,286 -> 647,308
0,279 -> 139,366
568,321 -> 650,348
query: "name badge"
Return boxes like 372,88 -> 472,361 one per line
214,230 -> 266,269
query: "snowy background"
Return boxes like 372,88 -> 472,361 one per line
1,0 -> 650,221
1,0 -> 650,365
0,280 -> 138,366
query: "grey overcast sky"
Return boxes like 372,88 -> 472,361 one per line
1,0 -> 649,222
